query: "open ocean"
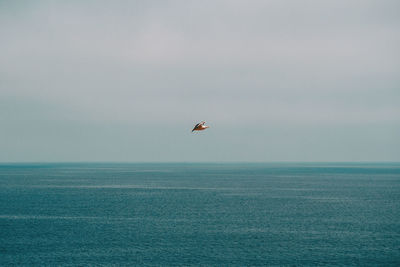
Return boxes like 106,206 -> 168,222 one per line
0,163 -> 399,266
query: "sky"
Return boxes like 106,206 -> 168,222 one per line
0,0 -> 399,162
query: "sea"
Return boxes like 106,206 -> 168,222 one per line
0,163 -> 399,266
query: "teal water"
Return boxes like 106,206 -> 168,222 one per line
1,163 -> 399,266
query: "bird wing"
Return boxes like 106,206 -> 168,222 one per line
192,123 -> 200,132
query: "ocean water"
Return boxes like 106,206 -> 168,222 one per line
0,163 -> 399,266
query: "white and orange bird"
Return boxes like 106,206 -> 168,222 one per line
191,121 -> 209,132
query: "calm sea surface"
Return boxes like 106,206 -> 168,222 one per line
0,163 -> 399,266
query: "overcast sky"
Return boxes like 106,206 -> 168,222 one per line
1,0 -> 399,162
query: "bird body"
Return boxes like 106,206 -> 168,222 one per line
192,121 -> 209,132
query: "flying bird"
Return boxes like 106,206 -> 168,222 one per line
192,121 -> 209,132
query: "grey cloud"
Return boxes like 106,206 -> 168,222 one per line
0,0 -> 399,161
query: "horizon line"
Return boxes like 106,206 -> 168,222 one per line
1,161 -> 399,164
